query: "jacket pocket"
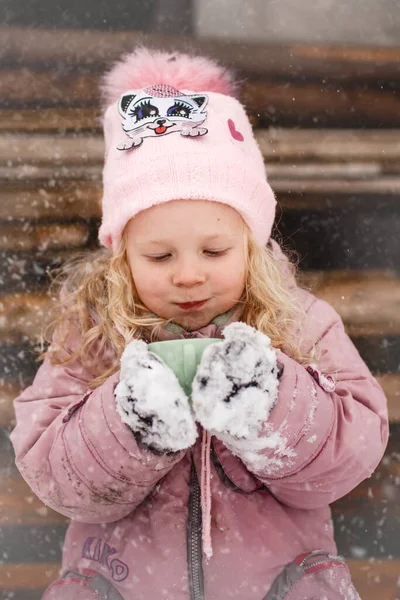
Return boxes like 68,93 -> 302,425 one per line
264,550 -> 361,600
42,568 -> 125,600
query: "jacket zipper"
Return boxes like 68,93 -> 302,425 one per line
187,455 -> 205,600
298,550 -> 345,570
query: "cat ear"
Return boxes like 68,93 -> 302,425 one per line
119,93 -> 137,116
190,95 -> 209,112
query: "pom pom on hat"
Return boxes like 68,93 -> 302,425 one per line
101,46 -> 238,108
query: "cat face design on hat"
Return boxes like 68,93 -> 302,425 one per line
117,84 -> 209,150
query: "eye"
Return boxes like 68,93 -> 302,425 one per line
167,102 -> 192,118
204,249 -> 228,257
146,254 -> 171,262
129,100 -> 159,122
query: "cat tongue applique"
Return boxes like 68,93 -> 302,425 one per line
117,84 -> 209,150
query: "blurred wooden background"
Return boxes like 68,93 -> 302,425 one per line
0,22 -> 400,600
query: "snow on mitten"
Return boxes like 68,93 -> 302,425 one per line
192,322 -> 280,442
115,340 -> 198,453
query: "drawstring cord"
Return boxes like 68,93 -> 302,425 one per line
200,429 -> 213,560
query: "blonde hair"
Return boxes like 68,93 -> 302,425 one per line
42,229 -> 313,388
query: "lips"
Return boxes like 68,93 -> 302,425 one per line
155,126 -> 167,134
176,300 -> 207,311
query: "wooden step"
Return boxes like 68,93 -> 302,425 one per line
1,425 -> 398,521
2,25 -> 400,82
0,222 -> 90,251
2,270 -> 398,343
2,177 -> 399,224
302,270 -> 400,336
0,423 -> 398,597
0,181 -> 102,221
0,133 -> 103,166
0,563 -> 61,591
0,560 -> 396,598
0,128 -> 399,225
1,71 -> 399,126
1,362 -> 398,431
259,128 -> 400,162
349,560 -> 400,599
0,292 -> 55,344
0,477 -> 68,526
2,128 -> 400,166
241,79 -> 400,128
0,28 -> 399,128
0,107 -> 101,133
0,248 -> 74,294
0,25 -> 400,83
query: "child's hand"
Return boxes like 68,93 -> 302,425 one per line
192,323 -> 280,440
115,340 -> 198,453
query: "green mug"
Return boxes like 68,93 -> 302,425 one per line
148,338 -> 220,397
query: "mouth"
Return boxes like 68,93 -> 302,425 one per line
155,125 -> 167,135
176,300 -> 208,311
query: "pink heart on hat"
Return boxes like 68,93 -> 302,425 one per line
228,119 -> 244,142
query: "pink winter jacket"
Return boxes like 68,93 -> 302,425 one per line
10,244 -> 388,600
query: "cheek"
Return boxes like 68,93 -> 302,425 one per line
131,265 -> 166,303
215,260 -> 246,295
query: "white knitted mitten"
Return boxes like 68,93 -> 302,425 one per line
115,340 -> 198,453
192,323 -> 280,442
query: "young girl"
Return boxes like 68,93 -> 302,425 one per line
11,47 -> 388,599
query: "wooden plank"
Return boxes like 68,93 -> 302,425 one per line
0,589 -> 46,600
1,70 -> 399,126
348,560 -> 400,599
267,162 -> 384,180
2,271 -> 398,344
2,106 -> 400,163
0,108 -> 101,133
0,381 -> 19,429
0,561 -> 396,597
0,164 -> 101,181
0,70 -> 99,108
0,438 -> 396,523
0,293 -> 55,344
272,177 -> 400,194
0,477 -> 69,526
0,133 -> 103,166
0,127 -> 400,166
2,127 -> 400,171
0,248 -> 76,295
0,563 -> 396,598
0,223 -> 90,251
353,336 -> 400,374
0,182 -> 102,220
1,26 -> 400,83
3,162 -> 395,185
257,128 -> 400,162
0,423 -> 398,596
0,564 -> 61,589
2,179 -> 398,223
302,270 -> 400,336
378,374 -> 400,422
275,190 -> 398,212
242,79 -> 400,128
1,372 -> 398,430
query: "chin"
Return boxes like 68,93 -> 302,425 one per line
175,312 -> 212,331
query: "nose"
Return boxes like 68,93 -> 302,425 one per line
172,258 -> 206,288
157,119 -> 166,125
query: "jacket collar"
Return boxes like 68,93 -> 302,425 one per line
155,303 -> 242,341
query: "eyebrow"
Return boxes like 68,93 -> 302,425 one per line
136,234 -> 235,246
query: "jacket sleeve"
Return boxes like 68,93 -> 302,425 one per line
231,294 -> 389,509
10,331 -> 185,524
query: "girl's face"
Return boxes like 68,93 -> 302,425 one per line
125,200 -> 247,331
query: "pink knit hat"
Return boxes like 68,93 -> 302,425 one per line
98,47 -> 276,252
